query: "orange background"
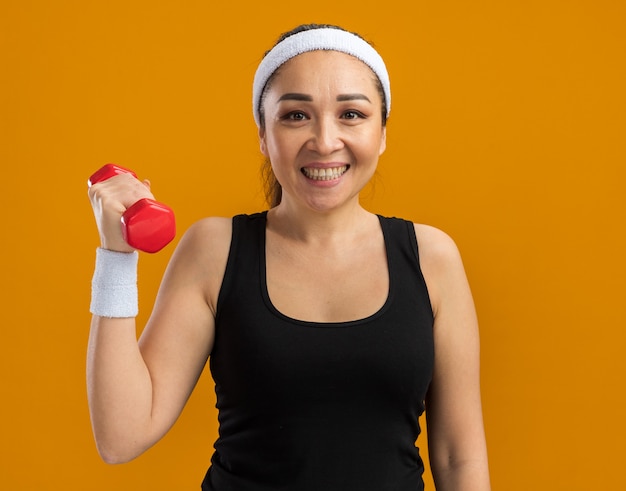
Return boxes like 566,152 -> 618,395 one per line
1,1 -> 624,489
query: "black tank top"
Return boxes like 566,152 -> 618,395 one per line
202,212 -> 434,491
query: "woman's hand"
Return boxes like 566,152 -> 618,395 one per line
88,171 -> 155,252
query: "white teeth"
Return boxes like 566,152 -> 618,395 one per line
302,165 -> 348,181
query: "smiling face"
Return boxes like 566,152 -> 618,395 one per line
259,50 -> 387,213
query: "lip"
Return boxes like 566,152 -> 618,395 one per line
301,161 -> 349,169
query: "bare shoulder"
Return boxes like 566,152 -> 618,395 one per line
412,223 -> 468,315
412,223 -> 463,269
177,215 -> 233,265
182,216 -> 233,246
166,216 -> 233,314
171,216 -> 232,263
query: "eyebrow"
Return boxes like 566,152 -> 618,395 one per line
277,93 -> 372,103
336,93 -> 371,103
277,93 -> 313,102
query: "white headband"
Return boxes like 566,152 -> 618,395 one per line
252,28 -> 391,127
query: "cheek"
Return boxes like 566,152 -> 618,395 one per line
260,131 -> 283,160
357,130 -> 386,159
262,130 -> 298,161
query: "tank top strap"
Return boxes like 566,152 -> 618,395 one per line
215,211 -> 267,324
377,215 -> 419,265
377,215 -> 432,318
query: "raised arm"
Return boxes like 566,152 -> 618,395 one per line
415,224 -> 491,491
86,170 -> 230,464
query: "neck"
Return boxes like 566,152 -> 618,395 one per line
267,198 -> 373,245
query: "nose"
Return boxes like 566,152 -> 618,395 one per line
307,116 -> 344,155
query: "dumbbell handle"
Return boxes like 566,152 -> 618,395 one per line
88,164 -> 176,253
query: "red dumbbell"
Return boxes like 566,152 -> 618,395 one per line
88,163 -> 176,253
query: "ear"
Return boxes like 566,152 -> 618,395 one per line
378,127 -> 387,156
259,126 -> 269,157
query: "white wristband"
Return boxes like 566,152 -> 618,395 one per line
90,248 -> 139,318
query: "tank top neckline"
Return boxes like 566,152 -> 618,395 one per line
257,211 -> 394,328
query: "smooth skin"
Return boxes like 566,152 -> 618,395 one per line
87,49 -> 490,490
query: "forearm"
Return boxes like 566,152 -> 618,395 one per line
87,315 -> 156,464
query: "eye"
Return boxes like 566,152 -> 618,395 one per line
342,110 -> 365,120
282,111 -> 308,121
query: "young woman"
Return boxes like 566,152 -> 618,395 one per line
87,24 -> 491,490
